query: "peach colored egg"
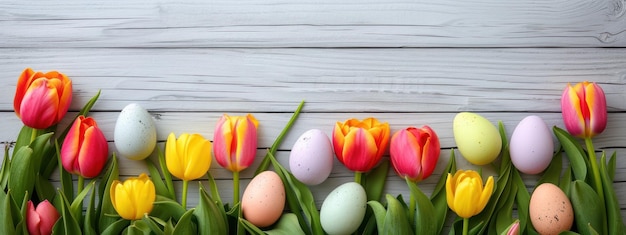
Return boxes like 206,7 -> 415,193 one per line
529,183 -> 574,235
241,171 -> 285,227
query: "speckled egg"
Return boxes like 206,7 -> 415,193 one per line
453,112 -> 502,165
510,115 -> 554,174
530,183 -> 574,235
320,182 -> 367,235
241,171 -> 286,227
289,129 -> 334,185
114,103 -> 157,160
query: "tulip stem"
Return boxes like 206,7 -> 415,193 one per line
354,172 -> 362,184
409,183 -> 416,223
233,171 -> 240,205
182,180 -> 189,209
462,218 -> 469,235
585,137 -> 605,203
31,128 -> 39,143
77,175 -> 84,194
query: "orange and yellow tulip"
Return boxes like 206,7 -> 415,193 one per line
561,81 -> 607,138
213,114 -> 258,172
332,117 -> 390,173
446,170 -> 494,219
389,126 -> 440,182
61,115 -> 108,178
110,173 -> 156,220
14,68 -> 72,129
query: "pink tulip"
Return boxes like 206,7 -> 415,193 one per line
14,68 -> 72,129
390,126 -> 440,182
561,81 -> 607,138
26,200 -> 60,235
213,114 -> 259,172
61,115 -> 109,178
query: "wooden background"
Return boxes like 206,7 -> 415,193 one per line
1,0 -> 625,229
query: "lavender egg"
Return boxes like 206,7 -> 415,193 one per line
289,129 -> 334,185
509,115 -> 554,174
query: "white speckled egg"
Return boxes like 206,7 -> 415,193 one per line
242,171 -> 286,227
453,112 -> 502,165
289,129 -> 334,185
320,182 -> 367,235
510,115 -> 554,174
114,103 -> 157,160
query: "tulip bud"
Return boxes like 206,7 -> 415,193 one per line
504,220 -> 520,235
14,68 -> 72,129
213,114 -> 259,172
332,117 -> 390,173
110,173 -> 156,220
165,133 -> 212,181
390,126 -> 440,182
26,200 -> 60,235
61,116 -> 108,178
446,170 -> 494,219
560,81 -> 607,138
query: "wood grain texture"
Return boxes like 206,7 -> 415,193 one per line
1,48 -> 625,112
1,0 -> 625,48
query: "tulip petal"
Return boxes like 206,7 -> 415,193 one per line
233,116 -> 257,172
453,178 -> 478,218
341,128 -> 378,172
36,200 -> 59,235
332,122 -> 346,159
19,78 -> 59,129
61,117 -> 82,175
133,174 -> 155,219
390,129 -> 422,180
183,134 -> 212,180
446,173 -> 455,211
166,133 -> 184,180
584,82 -> 607,137
113,181 -> 136,220
477,176 -> 494,214
26,201 -> 42,235
214,115 -> 234,170
77,125 -> 108,178
14,68 -> 37,116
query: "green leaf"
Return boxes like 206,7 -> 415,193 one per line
407,180 -> 435,235
239,217 -> 266,235
0,190 -> 16,234
70,181 -> 95,224
100,219 -> 130,235
367,200 -> 387,235
255,100 -> 304,175
570,180 -> 606,235
16,190 -> 30,235
559,165 -> 572,197
513,169 -> 534,235
84,182 -> 98,235
194,183 -> 228,235
364,159 -> 389,201
127,220 -> 152,235
98,154 -> 119,234
537,151 -> 562,186
35,173 -> 56,202
56,140 -> 74,200
607,151 -> 616,181
157,146 -> 176,200
151,196 -> 188,223
142,216 -> 165,235
553,126 -> 587,181
52,190 -> 83,235
1,146 -> 10,190
206,172 -> 224,206
8,146 -> 34,206
382,194 -> 413,235
430,150 -> 456,234
599,153 -> 626,235
146,158 -> 174,200
265,213 -> 307,235
172,209 -> 196,234
494,180 -> 516,233
12,126 -> 34,159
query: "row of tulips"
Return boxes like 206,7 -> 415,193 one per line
1,68 -> 625,235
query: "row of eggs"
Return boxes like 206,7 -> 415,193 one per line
113,103 -> 568,234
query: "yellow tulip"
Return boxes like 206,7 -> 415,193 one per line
110,173 -> 156,220
165,133 -> 213,181
446,170 -> 494,219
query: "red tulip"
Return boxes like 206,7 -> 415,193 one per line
61,115 -> 109,178
390,126 -> 440,182
561,81 -> 607,138
332,117 -> 390,173
26,200 -> 60,235
213,114 -> 259,172
14,68 -> 72,129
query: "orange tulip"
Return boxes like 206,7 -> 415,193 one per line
61,116 -> 109,178
560,81 -> 607,138
213,114 -> 259,172
14,68 -> 72,129
390,126 -> 440,182
332,117 -> 390,173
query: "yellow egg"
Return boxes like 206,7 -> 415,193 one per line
453,112 -> 502,165
529,183 -> 574,235
241,171 -> 286,227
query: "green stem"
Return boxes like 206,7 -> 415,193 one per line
233,171 -> 240,205
30,128 -> 39,143
409,181 -> 416,223
463,217 -> 469,235
182,180 -> 189,209
77,175 -> 85,194
585,137 -> 605,202
354,172 -> 362,185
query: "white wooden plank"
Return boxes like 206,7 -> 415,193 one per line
1,48 -> 625,112
1,0 -> 624,48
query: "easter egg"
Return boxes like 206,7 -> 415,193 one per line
320,182 -> 367,235
529,183 -> 574,235
453,112 -> 502,165
114,103 -> 157,160
241,171 -> 286,227
289,129 -> 334,185
509,115 -> 554,174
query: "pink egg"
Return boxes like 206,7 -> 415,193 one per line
289,129 -> 334,185
509,115 -> 554,174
